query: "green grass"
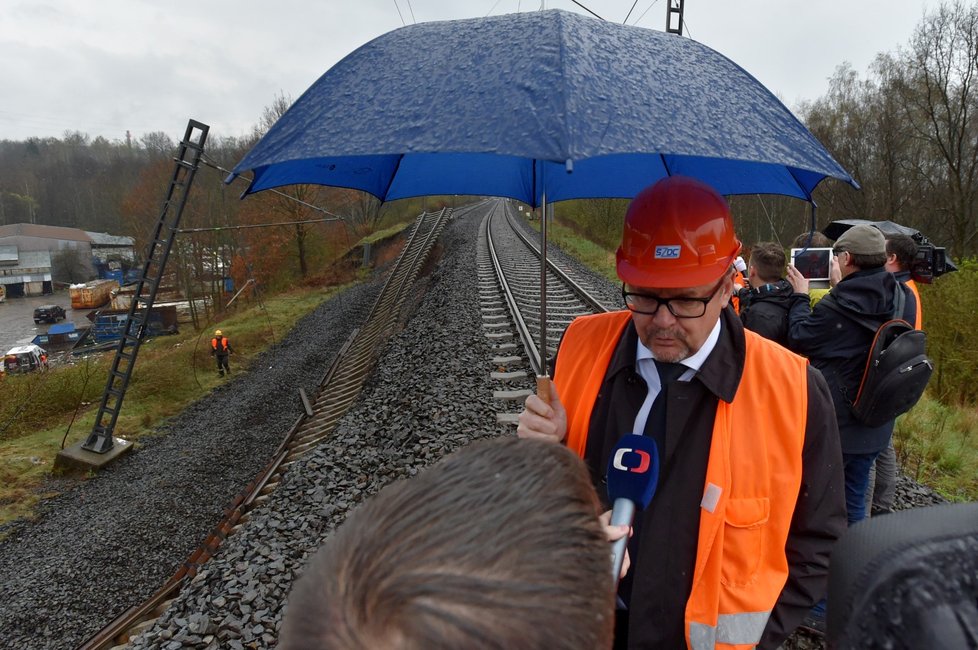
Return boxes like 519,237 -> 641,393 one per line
527,217 -> 618,284
894,394 -> 978,502
356,221 -> 412,246
0,283 -> 351,527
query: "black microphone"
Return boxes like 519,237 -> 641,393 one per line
606,434 -> 660,587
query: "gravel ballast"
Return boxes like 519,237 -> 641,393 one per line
0,272 -> 384,648
0,200 -> 950,649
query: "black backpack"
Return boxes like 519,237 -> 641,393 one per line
821,285 -> 933,427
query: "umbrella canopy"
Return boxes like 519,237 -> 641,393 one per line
823,219 -> 921,241
229,9 -> 856,205
823,218 -> 958,275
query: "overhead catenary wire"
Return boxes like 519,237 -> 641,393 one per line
393,0 -> 406,26
175,218 -> 341,234
199,156 -> 347,221
569,0 -> 604,20
633,0 -> 662,26
624,0 -> 640,24
755,194 -> 784,247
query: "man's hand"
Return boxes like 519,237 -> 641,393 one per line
600,509 -> 632,579
786,264 -> 809,294
516,382 -> 568,443
829,255 -> 842,287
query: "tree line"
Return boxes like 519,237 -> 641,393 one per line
3,1 -> 977,287
0,94 -> 434,311
736,0 -> 978,258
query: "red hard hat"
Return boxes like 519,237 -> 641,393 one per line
616,176 -> 742,288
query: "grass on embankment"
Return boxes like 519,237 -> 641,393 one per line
0,283 -> 351,527
524,211 -> 978,502
527,217 -> 618,284
894,394 -> 978,501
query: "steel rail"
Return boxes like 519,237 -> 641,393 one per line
485,201 -> 609,379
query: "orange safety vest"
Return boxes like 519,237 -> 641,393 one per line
211,336 -> 230,353
730,270 -> 746,314
554,311 -> 809,650
905,279 -> 923,330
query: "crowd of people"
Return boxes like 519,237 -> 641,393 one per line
276,177 -> 950,649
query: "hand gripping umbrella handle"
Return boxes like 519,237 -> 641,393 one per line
536,375 -> 552,403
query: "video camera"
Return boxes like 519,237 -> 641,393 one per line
910,234 -> 949,284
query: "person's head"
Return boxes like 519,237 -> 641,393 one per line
885,234 -> 917,273
747,242 -> 786,285
278,438 -> 614,650
214,329 -> 222,337
833,225 -> 887,278
791,230 -> 832,249
616,176 -> 741,362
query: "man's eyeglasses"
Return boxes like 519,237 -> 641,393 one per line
621,278 -> 725,318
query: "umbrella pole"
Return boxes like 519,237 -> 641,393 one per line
537,190 -> 552,403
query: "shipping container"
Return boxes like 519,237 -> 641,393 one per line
69,279 -> 119,309
89,306 -> 178,343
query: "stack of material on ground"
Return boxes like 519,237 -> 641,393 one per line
88,306 -> 179,343
69,279 -> 119,309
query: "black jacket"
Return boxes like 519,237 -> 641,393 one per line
561,308 -> 846,649
786,267 -> 917,454
739,279 -> 794,347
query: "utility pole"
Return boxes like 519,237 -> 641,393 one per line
666,0 -> 684,35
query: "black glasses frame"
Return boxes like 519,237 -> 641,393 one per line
621,278 -> 726,318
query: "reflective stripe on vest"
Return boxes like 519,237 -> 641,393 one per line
553,312 -> 809,650
689,611 -> 772,650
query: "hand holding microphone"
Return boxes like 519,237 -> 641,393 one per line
606,434 -> 660,588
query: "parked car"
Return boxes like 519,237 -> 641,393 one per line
3,344 -> 47,374
33,304 -> 66,324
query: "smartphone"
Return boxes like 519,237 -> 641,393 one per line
789,248 -> 833,281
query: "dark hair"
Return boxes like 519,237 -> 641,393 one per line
279,438 -> 614,650
791,230 -> 832,248
748,242 -> 786,283
885,234 -> 917,271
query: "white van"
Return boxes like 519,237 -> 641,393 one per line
3,344 -> 47,374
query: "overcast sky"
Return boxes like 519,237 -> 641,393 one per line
0,0 -> 941,144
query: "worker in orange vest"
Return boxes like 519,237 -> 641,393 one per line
211,329 -> 234,377
517,176 -> 846,650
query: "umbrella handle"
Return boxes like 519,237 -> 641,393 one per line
536,375 -> 552,404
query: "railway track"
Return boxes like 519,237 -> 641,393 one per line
478,199 -> 610,424
79,207 -> 454,650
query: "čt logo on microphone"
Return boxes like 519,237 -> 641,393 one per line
612,448 -> 651,473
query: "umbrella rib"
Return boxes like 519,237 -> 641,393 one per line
659,153 -> 672,176
784,166 -> 813,202
380,154 -> 406,201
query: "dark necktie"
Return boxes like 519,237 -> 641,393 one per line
648,360 -> 686,437
619,359 -> 687,609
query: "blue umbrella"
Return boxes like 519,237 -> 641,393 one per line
228,9 -> 856,204
228,9 -> 857,392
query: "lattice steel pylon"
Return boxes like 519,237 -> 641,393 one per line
666,0 -> 685,35
82,120 -> 209,453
